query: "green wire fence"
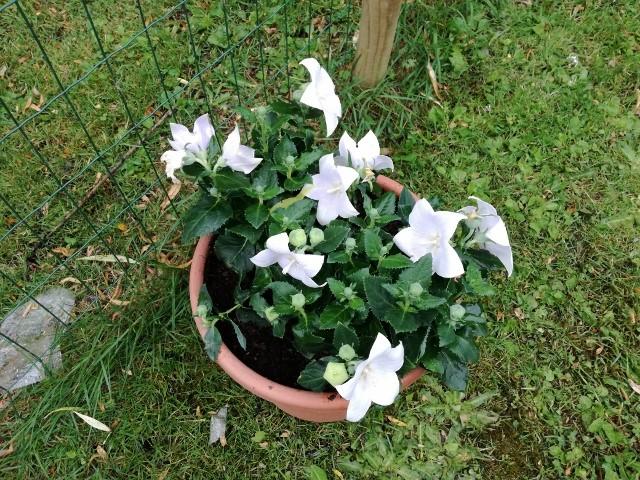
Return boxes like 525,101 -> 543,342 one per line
0,0 -> 354,395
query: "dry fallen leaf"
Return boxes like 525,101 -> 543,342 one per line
629,378 -> 640,395
595,346 -> 604,355
209,406 -> 228,446
259,441 -> 269,448
109,298 -> 130,307
52,246 -> 73,257
279,430 -> 290,438
333,470 -> 345,480
73,411 -> 112,432
0,442 -> 14,459
77,254 -> 137,265
96,445 -> 108,461
59,276 -> 81,285
386,415 -> 408,427
427,61 -> 443,102
21,302 -> 38,318
161,182 -> 182,212
514,308 -> 525,320
634,89 -> 640,117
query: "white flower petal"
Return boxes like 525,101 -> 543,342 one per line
485,241 -> 513,277
336,165 -> 359,190
316,196 -> 341,225
160,150 -> 185,183
337,193 -> 360,219
372,155 -> 394,171
393,227 -> 428,262
193,114 -> 215,151
368,332 -> 392,358
222,124 -> 241,159
287,267 -> 324,288
358,130 -> 381,159
293,253 -> 325,277
469,196 -> 497,217
299,83 -> 323,110
365,370 -> 400,406
485,217 -> 510,247
345,384 -> 373,422
369,342 -> 404,372
408,199 -> 435,232
265,232 -> 291,255
433,243 -> 464,278
169,122 -> 191,149
249,249 -> 279,268
338,131 -> 356,163
299,58 -> 321,83
323,109 -> 340,137
433,211 -> 465,240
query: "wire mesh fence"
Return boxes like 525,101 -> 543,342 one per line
0,0 -> 355,395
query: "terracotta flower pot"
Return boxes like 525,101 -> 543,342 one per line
189,175 -> 425,422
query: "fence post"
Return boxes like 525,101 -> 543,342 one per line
354,0 -> 403,88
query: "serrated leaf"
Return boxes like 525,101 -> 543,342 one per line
399,255 -> 433,285
182,196 -> 232,243
333,322 -> 359,350
214,169 -> 251,190
317,303 -> 351,329
250,293 -> 268,318
364,276 -> 421,333
271,198 -> 314,225
379,254 -> 412,269
363,229 -> 383,259
398,187 -> 416,220
316,224 -> 350,253
293,324 -> 328,355
274,137 -> 297,164
463,263 -> 496,296
439,351 -> 468,391
227,224 -> 263,243
204,326 -> 223,361
229,320 -> 247,350
326,278 -> 346,297
437,323 -> 457,347
327,251 -> 350,264
375,192 -> 396,216
245,203 -> 269,228
448,335 -> 479,363
214,233 -> 255,273
297,360 -> 328,391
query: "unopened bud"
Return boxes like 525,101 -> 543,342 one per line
289,229 -> 307,248
343,287 -> 354,300
265,307 -> 279,323
450,304 -> 466,320
254,185 -> 265,194
345,237 -> 356,250
284,155 -> 296,166
409,282 -> 424,297
369,208 -> 379,219
309,228 -> 324,247
323,362 -> 349,386
338,344 -> 357,361
291,293 -> 306,309
196,304 -> 209,318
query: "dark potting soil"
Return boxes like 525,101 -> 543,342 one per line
204,244 -> 309,389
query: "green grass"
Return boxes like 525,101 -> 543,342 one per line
2,0 -> 640,478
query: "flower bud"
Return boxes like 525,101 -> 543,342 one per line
369,208 -> 379,219
208,186 -> 219,197
254,185 -> 265,194
196,304 -> 209,318
346,360 -> 360,375
284,155 -> 296,166
409,282 -> 424,297
380,245 -> 390,256
343,287 -> 354,300
264,307 -> 279,323
345,237 -> 356,250
288,229 -> 307,248
309,227 -> 324,247
323,362 -> 349,387
291,293 -> 306,309
450,304 -> 466,320
338,344 -> 357,361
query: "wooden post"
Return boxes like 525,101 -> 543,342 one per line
354,0 -> 403,88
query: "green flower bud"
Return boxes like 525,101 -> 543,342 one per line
380,245 -> 390,256
196,304 -> 209,318
338,344 -> 357,361
284,155 -> 296,166
345,237 -> 356,250
288,229 -> 307,248
208,186 -> 219,197
343,287 -> 354,300
409,282 -> 424,297
291,293 -> 306,309
450,304 -> 466,320
309,228 -> 324,247
369,208 -> 379,218
254,106 -> 268,118
346,360 -> 360,375
254,185 -> 264,194
323,362 -> 349,387
265,307 -> 279,323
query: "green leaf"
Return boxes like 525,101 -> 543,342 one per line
274,137 -> 297,164
214,233 -> 255,273
326,278 -> 346,297
245,203 -> 269,228
398,187 -> 416,220
364,276 -> 420,333
439,351 -> 468,391
214,169 -> 251,190
399,254 -> 433,285
333,322 -> 359,350
270,100 -> 302,116
271,198 -> 314,226
229,320 -> 247,350
402,325 -> 431,364
384,307 -> 421,333
304,465 -> 328,480
227,224 -> 263,243
317,303 -> 351,329
375,192 -> 396,216
297,360 -> 328,392
182,196 -> 232,243
379,254 -> 412,269
414,294 -> 446,310
437,323 -> 457,347
463,262 -> 496,296
250,293 -> 268,318
198,285 -> 213,312
316,224 -> 350,253
204,326 -> 222,361
293,326 -> 327,355
363,229 -> 383,259
327,251 -> 350,264
297,150 -> 324,170
269,281 -> 298,304
448,335 -> 479,363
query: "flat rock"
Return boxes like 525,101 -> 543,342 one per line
0,287 -> 75,393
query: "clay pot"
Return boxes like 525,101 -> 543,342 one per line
189,175 -> 425,422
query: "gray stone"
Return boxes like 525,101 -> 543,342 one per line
0,287 -> 75,393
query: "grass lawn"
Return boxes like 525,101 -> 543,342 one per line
1,0 -> 639,478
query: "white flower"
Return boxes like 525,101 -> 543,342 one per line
220,124 -> 262,174
161,114 -> 215,183
393,199 -> 466,278
336,333 -> 404,422
459,196 -> 513,276
305,154 -> 359,226
168,113 -> 215,153
299,58 -> 342,136
336,131 -> 394,177
250,233 -> 326,288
